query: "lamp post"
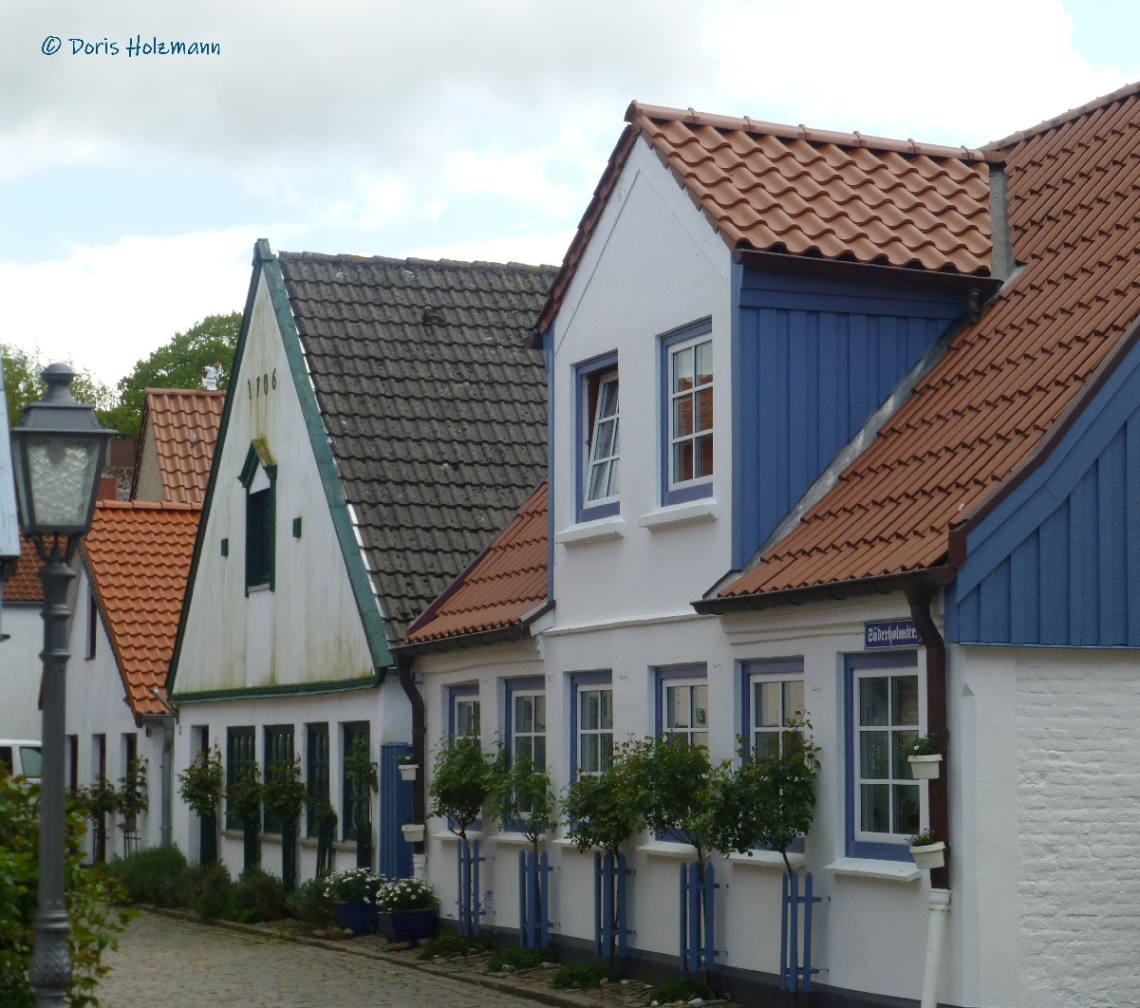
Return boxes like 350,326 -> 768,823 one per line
10,364 -> 114,1008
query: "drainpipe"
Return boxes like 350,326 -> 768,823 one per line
904,580 -> 951,1008
396,656 -> 426,877
141,710 -> 175,848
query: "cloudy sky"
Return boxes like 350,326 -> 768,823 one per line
1,0 -> 1138,386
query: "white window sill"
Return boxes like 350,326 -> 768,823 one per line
551,837 -> 596,853
638,839 -> 699,859
246,583 -> 272,594
823,857 -> 921,882
638,501 -> 717,530
432,830 -> 482,842
555,516 -> 625,546
728,850 -> 806,870
491,831 -> 545,846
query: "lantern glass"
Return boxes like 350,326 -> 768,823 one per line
21,433 -> 104,531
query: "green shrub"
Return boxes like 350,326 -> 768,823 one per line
486,946 -> 553,973
193,863 -> 235,920
106,846 -> 188,905
650,976 -> 715,1004
550,963 -> 614,989
417,933 -> 493,960
284,877 -> 334,927
232,868 -> 286,923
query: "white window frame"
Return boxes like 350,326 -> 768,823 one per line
450,686 -> 480,741
509,689 -> 547,769
748,669 -> 806,761
667,334 -> 714,493
658,669 -> 709,749
576,683 -> 613,776
584,369 -> 620,508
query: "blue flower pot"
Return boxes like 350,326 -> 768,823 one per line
377,908 -> 438,946
334,901 -> 377,935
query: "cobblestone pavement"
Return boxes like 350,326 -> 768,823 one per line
96,911 -> 546,1008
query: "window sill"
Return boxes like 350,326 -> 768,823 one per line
491,831 -> 545,846
823,857 -> 921,882
637,839 -> 698,860
555,516 -> 625,546
432,830 -> 482,843
728,850 -> 806,870
638,501 -> 717,530
246,583 -> 272,595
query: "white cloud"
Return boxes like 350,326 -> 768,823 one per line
404,230 -> 574,268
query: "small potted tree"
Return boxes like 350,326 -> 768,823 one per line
375,877 -> 440,945
226,762 -> 264,871
905,736 -> 942,780
909,828 -> 945,870
115,757 -> 149,857
77,776 -> 118,863
178,745 -> 224,865
262,755 -> 306,892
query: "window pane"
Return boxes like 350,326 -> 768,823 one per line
673,441 -> 694,483
860,677 -> 889,726
695,434 -> 713,478
583,735 -> 599,773
860,730 -> 889,778
606,459 -> 620,496
861,784 -> 890,832
534,737 -> 546,768
695,340 -> 713,385
756,681 -> 781,727
893,730 -> 918,779
588,461 -> 610,501
597,379 -> 618,419
534,696 -> 546,732
893,676 -> 919,726
784,681 -> 805,720
599,690 -> 613,730
515,736 -> 534,763
666,685 -> 689,729
894,784 -> 920,834
692,732 -> 708,749
593,417 -> 617,459
582,691 -> 599,731
691,685 -> 708,727
515,696 -> 533,734
456,700 -> 479,738
673,346 -> 694,393
674,395 -> 694,438
599,733 -> 613,769
695,387 -> 713,432
754,731 -> 779,760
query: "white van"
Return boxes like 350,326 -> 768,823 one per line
0,740 -> 42,779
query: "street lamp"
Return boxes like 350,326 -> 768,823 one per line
10,364 -> 114,1008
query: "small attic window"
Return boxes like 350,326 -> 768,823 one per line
239,442 -> 276,593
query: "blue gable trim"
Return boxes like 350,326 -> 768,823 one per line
954,333 -> 1140,648
733,264 -> 967,568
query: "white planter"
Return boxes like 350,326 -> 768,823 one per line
398,763 -> 418,782
401,823 -> 425,843
908,754 -> 942,779
909,841 -> 945,870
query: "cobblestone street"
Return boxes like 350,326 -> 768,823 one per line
97,911 -> 546,1008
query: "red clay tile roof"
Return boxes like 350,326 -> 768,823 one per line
539,103 -> 996,331
405,481 -> 548,644
719,84 -> 1140,600
83,501 -> 200,717
136,389 -> 225,504
4,537 -> 44,603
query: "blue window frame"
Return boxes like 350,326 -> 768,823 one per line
844,650 -> 922,861
448,684 -> 480,740
575,352 -> 620,522
569,671 -> 613,780
660,318 -> 714,506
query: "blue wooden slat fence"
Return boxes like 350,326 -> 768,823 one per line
594,852 -> 631,958
679,862 -> 718,973
780,871 -> 820,992
457,837 -> 485,935
518,849 -> 553,948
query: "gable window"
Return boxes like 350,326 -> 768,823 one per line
571,672 -> 613,778
576,352 -> 620,521
657,666 -> 708,748
742,658 -> 806,760
845,651 -> 923,861
305,723 -> 330,838
660,318 -> 714,505
239,443 -> 276,592
226,726 -> 255,831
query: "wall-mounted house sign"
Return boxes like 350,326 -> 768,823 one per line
864,619 -> 920,649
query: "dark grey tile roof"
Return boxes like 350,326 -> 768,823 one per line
277,252 -> 554,645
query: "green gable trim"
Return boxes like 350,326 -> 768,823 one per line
260,244 -> 394,670
173,674 -> 380,704
239,440 -> 277,488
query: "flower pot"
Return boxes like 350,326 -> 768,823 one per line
909,841 -> 945,870
377,907 -> 438,946
398,763 -> 418,782
908,754 -> 942,779
333,901 -> 378,935
401,823 -> 425,843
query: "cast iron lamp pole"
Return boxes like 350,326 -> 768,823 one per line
10,364 -> 114,1008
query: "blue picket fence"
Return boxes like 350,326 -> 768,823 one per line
457,837 -> 486,935
780,871 -> 821,992
679,862 -> 718,973
594,852 -> 631,958
518,849 -> 553,948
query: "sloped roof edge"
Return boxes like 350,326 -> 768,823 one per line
984,78 -> 1140,151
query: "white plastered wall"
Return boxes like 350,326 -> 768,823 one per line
0,602 -> 43,739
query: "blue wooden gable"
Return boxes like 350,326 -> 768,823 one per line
949,334 -> 1140,648
731,262 -> 968,568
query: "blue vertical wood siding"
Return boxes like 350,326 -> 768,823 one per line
733,266 -> 965,567
952,335 -> 1140,648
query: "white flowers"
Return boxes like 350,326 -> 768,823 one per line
322,867 -> 386,904
373,877 -> 439,912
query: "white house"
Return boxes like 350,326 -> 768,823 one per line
405,86 -> 1140,1008
167,244 -> 554,883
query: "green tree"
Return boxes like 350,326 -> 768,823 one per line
2,344 -> 116,429
428,736 -> 492,840
108,312 -> 240,441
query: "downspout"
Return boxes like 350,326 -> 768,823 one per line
141,710 -> 176,848
396,656 -> 426,878
904,580 -> 950,1008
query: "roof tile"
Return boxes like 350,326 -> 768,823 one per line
136,390 -> 225,504
4,537 -> 44,603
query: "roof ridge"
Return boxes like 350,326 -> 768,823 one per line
626,100 -> 1002,164
983,78 -> 1140,151
96,500 -> 201,512
146,387 -> 226,396
276,250 -> 559,272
